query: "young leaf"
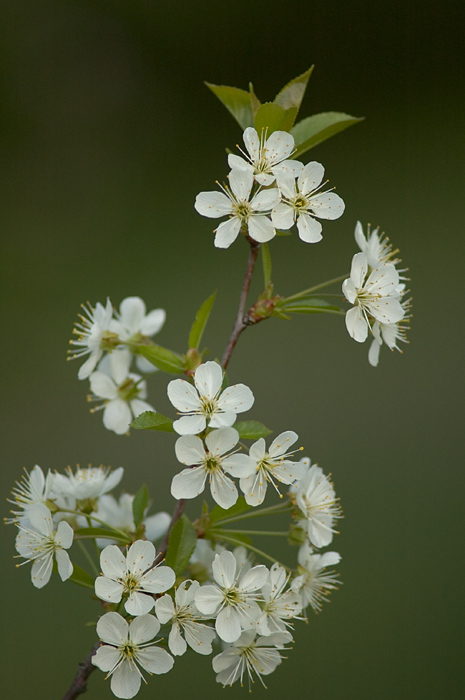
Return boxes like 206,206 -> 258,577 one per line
67,563 -> 95,590
188,291 -> 217,350
132,484 -> 149,529
235,421 -> 272,440
274,66 -> 314,131
165,514 -> 198,575
131,411 -> 175,432
209,496 -> 251,524
137,345 -> 185,374
277,297 -> 342,314
261,243 -> 272,288
291,112 -> 364,158
254,102 -> 288,135
205,83 -> 254,130
249,82 -> 261,117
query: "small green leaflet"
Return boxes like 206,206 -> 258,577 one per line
291,112 -> 364,158
205,83 -> 254,130
130,411 -> 175,432
188,291 -> 217,350
209,496 -> 251,524
273,66 -> 314,131
132,484 -> 149,528
165,514 -> 197,576
235,421 -> 272,440
138,345 -> 185,374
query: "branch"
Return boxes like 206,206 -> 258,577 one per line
154,498 -> 186,565
221,237 -> 260,369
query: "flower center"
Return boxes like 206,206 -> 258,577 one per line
117,378 -> 141,402
232,201 -> 252,223
122,574 -> 140,593
203,456 -> 221,473
200,397 -> 218,417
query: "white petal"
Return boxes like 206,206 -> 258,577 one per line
367,297 -> 404,325
55,549 -> 73,581
168,623 -> 187,655
248,215 -> 276,243
96,611 -> 128,646
124,590 -> 155,616
154,594 -> 175,623
141,565 -> 175,594
173,414 -> 207,435
194,191 -> 232,218
265,130 -> 295,163
171,467 -> 207,500
129,613 -> 160,644
89,372 -> 117,400
309,192 -> 345,220
137,647 -> 174,675
111,659 -> 141,698
368,338 -> 382,367
212,551 -> 237,588
228,153 -> 251,171
296,213 -> 323,243
345,306 -> 368,342
195,584 -> 223,615
140,309 -> 166,336
194,361 -> 223,399
31,555 -> 53,588
240,564 -> 269,592
126,540 -> 156,575
167,379 -> 200,412
130,399 -> 154,418
222,453 -> 254,478
350,252 -> 368,288
210,471 -> 238,509
354,220 -> 367,250
55,520 -> 74,549
78,351 -> 101,380
216,607 -> 242,643
100,544 -> 127,579
175,435 -> 206,465
228,168 -> 253,201
214,217 -> 241,249
119,297 -> 146,334
243,127 -> 260,161
271,203 -> 295,230
103,399 -> 132,435
92,645 -> 121,673
268,431 -> 298,457
205,427 -> 239,457
218,384 -> 254,414
251,188 -> 280,212
298,161 -> 325,193
144,512 -> 170,541
95,576 -> 124,603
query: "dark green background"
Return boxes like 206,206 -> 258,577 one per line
1,1 -> 463,698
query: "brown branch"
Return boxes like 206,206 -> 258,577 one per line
221,237 -> 260,369
154,498 -> 186,565
61,641 -> 100,700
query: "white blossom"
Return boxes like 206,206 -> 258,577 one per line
195,550 -> 268,643
368,291 -> 411,367
95,541 -> 175,616
172,428 -> 252,509
354,220 -> 400,268
89,349 -> 154,435
110,296 -> 166,373
194,168 -> 279,248
272,162 -> 345,243
167,361 -> 254,435
292,541 -> 341,612
92,612 -> 173,699
155,580 -> 216,656
7,465 -> 55,524
69,298 -> 117,380
239,431 -> 306,506
257,563 -> 302,636
342,252 -> 405,343
294,463 -> 341,548
228,127 -> 302,186
15,503 -> 73,588
212,630 -> 292,688
52,465 -> 124,501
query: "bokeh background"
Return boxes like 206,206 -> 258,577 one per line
1,1 -> 463,698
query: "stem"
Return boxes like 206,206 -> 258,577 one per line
58,509 -> 132,542
61,641 -> 100,700
282,273 -> 348,302
210,528 -> 289,537
213,500 -> 293,526
212,532 -> 290,570
76,540 -> 99,577
221,237 -> 260,369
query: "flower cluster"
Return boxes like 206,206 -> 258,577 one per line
342,221 -> 411,365
69,296 -> 165,434
195,127 -> 345,248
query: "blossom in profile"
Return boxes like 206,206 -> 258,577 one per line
92,612 -> 173,699
155,580 -> 216,656
110,296 -> 166,373
69,298 -> 117,380
95,540 -> 175,616
354,220 -> 399,268
172,428 -> 252,509
6,465 -> 55,524
89,349 -> 154,435
342,252 -> 404,343
294,463 -> 341,548
239,431 -> 306,506
257,563 -> 302,636
368,289 -> 411,367
292,541 -> 341,612
195,550 -> 268,643
228,127 -> 301,186
15,503 -> 73,588
272,162 -> 345,243
52,465 -> 124,501
212,630 -> 292,688
167,361 -> 254,435
194,168 -> 279,248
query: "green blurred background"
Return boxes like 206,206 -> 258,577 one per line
1,1 -> 463,698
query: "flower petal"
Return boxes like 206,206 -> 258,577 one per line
296,213 -> 323,243
195,191 -> 232,218
171,467 -> 207,500
214,217 -> 241,249
248,215 -> 276,243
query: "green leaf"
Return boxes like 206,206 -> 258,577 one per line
254,102 -> 288,135
235,421 -> 272,440
132,484 -> 149,528
67,563 -> 95,590
137,345 -> 185,374
165,514 -> 198,575
291,111 -> 364,158
74,527 -> 130,541
205,83 -> 254,130
277,297 -> 342,314
274,66 -> 314,131
292,111 -> 363,154
188,291 -> 217,350
130,411 -> 175,432
261,243 -> 272,288
249,82 -> 261,117
210,496 -> 251,524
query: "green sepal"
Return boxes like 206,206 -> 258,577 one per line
74,527 -> 130,542
291,111 -> 364,158
165,514 -> 198,575
188,291 -> 217,350
132,484 -> 149,529
274,66 -> 314,131
276,297 -> 342,314
67,563 -> 95,590
205,83 -> 254,130
137,344 -> 185,374
130,411 -> 175,432
209,496 -> 251,524
235,421 -> 272,440
261,243 -> 272,288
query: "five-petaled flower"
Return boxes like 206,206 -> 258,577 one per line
228,127 -> 302,186
69,298 -> 118,380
